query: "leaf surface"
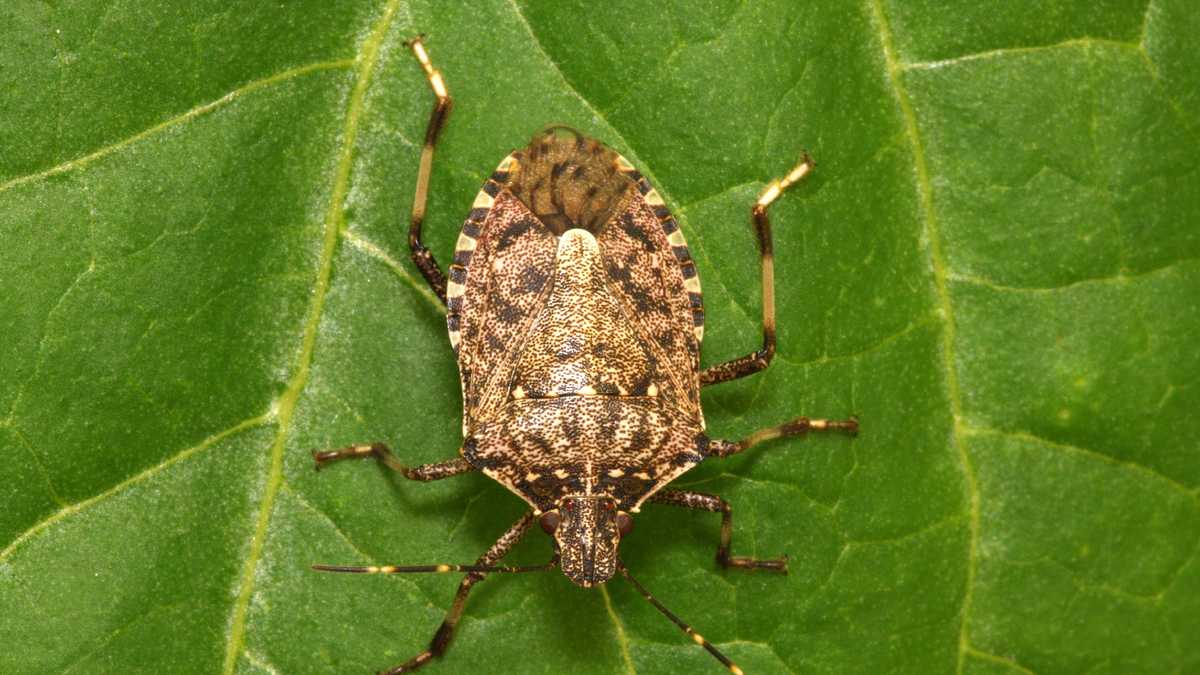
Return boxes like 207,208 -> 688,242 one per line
2,1 -> 1197,674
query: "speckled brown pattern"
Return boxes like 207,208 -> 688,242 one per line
596,196 -> 703,414
452,189 -> 559,433
451,134 -> 708,521
467,395 -> 704,512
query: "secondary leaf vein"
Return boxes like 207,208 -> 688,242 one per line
901,37 -> 1138,72
963,425 -> 1198,502
342,228 -> 445,313
963,647 -> 1037,675
600,585 -> 638,675
280,482 -> 433,605
0,58 -> 355,195
0,412 -> 271,561
946,256 -> 1200,294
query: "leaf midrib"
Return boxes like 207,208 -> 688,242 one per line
866,2 -> 979,673
219,1 -> 403,671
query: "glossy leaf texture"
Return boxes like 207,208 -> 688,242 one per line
2,1 -> 1197,673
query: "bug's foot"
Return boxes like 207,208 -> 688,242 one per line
311,442 -> 382,471
720,553 -> 789,574
381,648 -> 435,674
816,415 -> 864,437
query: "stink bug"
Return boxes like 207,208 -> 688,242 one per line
312,36 -> 858,674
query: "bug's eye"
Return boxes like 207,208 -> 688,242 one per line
539,511 -> 561,534
616,512 -> 634,536
603,500 -> 615,511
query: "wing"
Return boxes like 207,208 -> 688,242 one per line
596,154 -> 705,424
447,154 -> 559,434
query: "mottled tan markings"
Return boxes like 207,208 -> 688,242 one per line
613,151 -> 706,344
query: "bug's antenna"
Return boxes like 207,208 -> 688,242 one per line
313,559 -> 558,575
618,563 -> 743,675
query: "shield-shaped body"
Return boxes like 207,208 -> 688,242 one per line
446,130 -> 709,515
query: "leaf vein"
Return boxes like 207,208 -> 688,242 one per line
676,180 -> 762,214
600,585 -> 638,675
846,512 -> 964,548
219,3 -> 402,672
241,648 -> 284,675
963,425 -> 1198,502
0,58 -> 355,195
963,646 -> 1037,675
0,412 -> 271,562
60,601 -> 190,674
866,3 -> 979,673
8,425 -> 68,508
280,482 -> 432,605
901,37 -> 1139,72
946,256 -> 1200,294
1135,44 -> 1200,145
672,472 -> 834,515
773,312 -> 938,371
2,261 -> 93,427
341,229 -> 445,314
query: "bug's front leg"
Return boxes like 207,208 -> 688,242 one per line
311,442 -> 474,482
650,489 -> 787,572
700,154 -> 814,386
383,511 -> 537,674
405,35 -> 453,304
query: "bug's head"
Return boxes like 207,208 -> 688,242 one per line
540,495 -> 633,587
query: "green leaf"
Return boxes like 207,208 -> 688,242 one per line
2,1 -> 1197,673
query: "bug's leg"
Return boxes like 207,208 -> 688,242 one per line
707,415 -> 859,460
311,442 -> 474,482
383,512 -> 537,674
619,564 -> 744,675
405,35 -> 453,304
700,154 -> 814,386
650,489 -> 786,572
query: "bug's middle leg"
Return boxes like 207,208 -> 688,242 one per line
405,36 -> 453,304
311,442 -> 474,482
700,413 -> 864,454
700,154 -> 814,387
706,415 -> 858,460
650,489 -> 787,572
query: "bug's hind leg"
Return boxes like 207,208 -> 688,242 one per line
650,489 -> 788,572
311,442 -> 474,482
405,36 -> 453,304
700,154 -> 814,386
382,512 -> 537,674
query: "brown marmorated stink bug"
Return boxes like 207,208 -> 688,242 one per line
311,36 -> 858,674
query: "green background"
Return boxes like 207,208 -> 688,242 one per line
2,1 -> 1197,673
